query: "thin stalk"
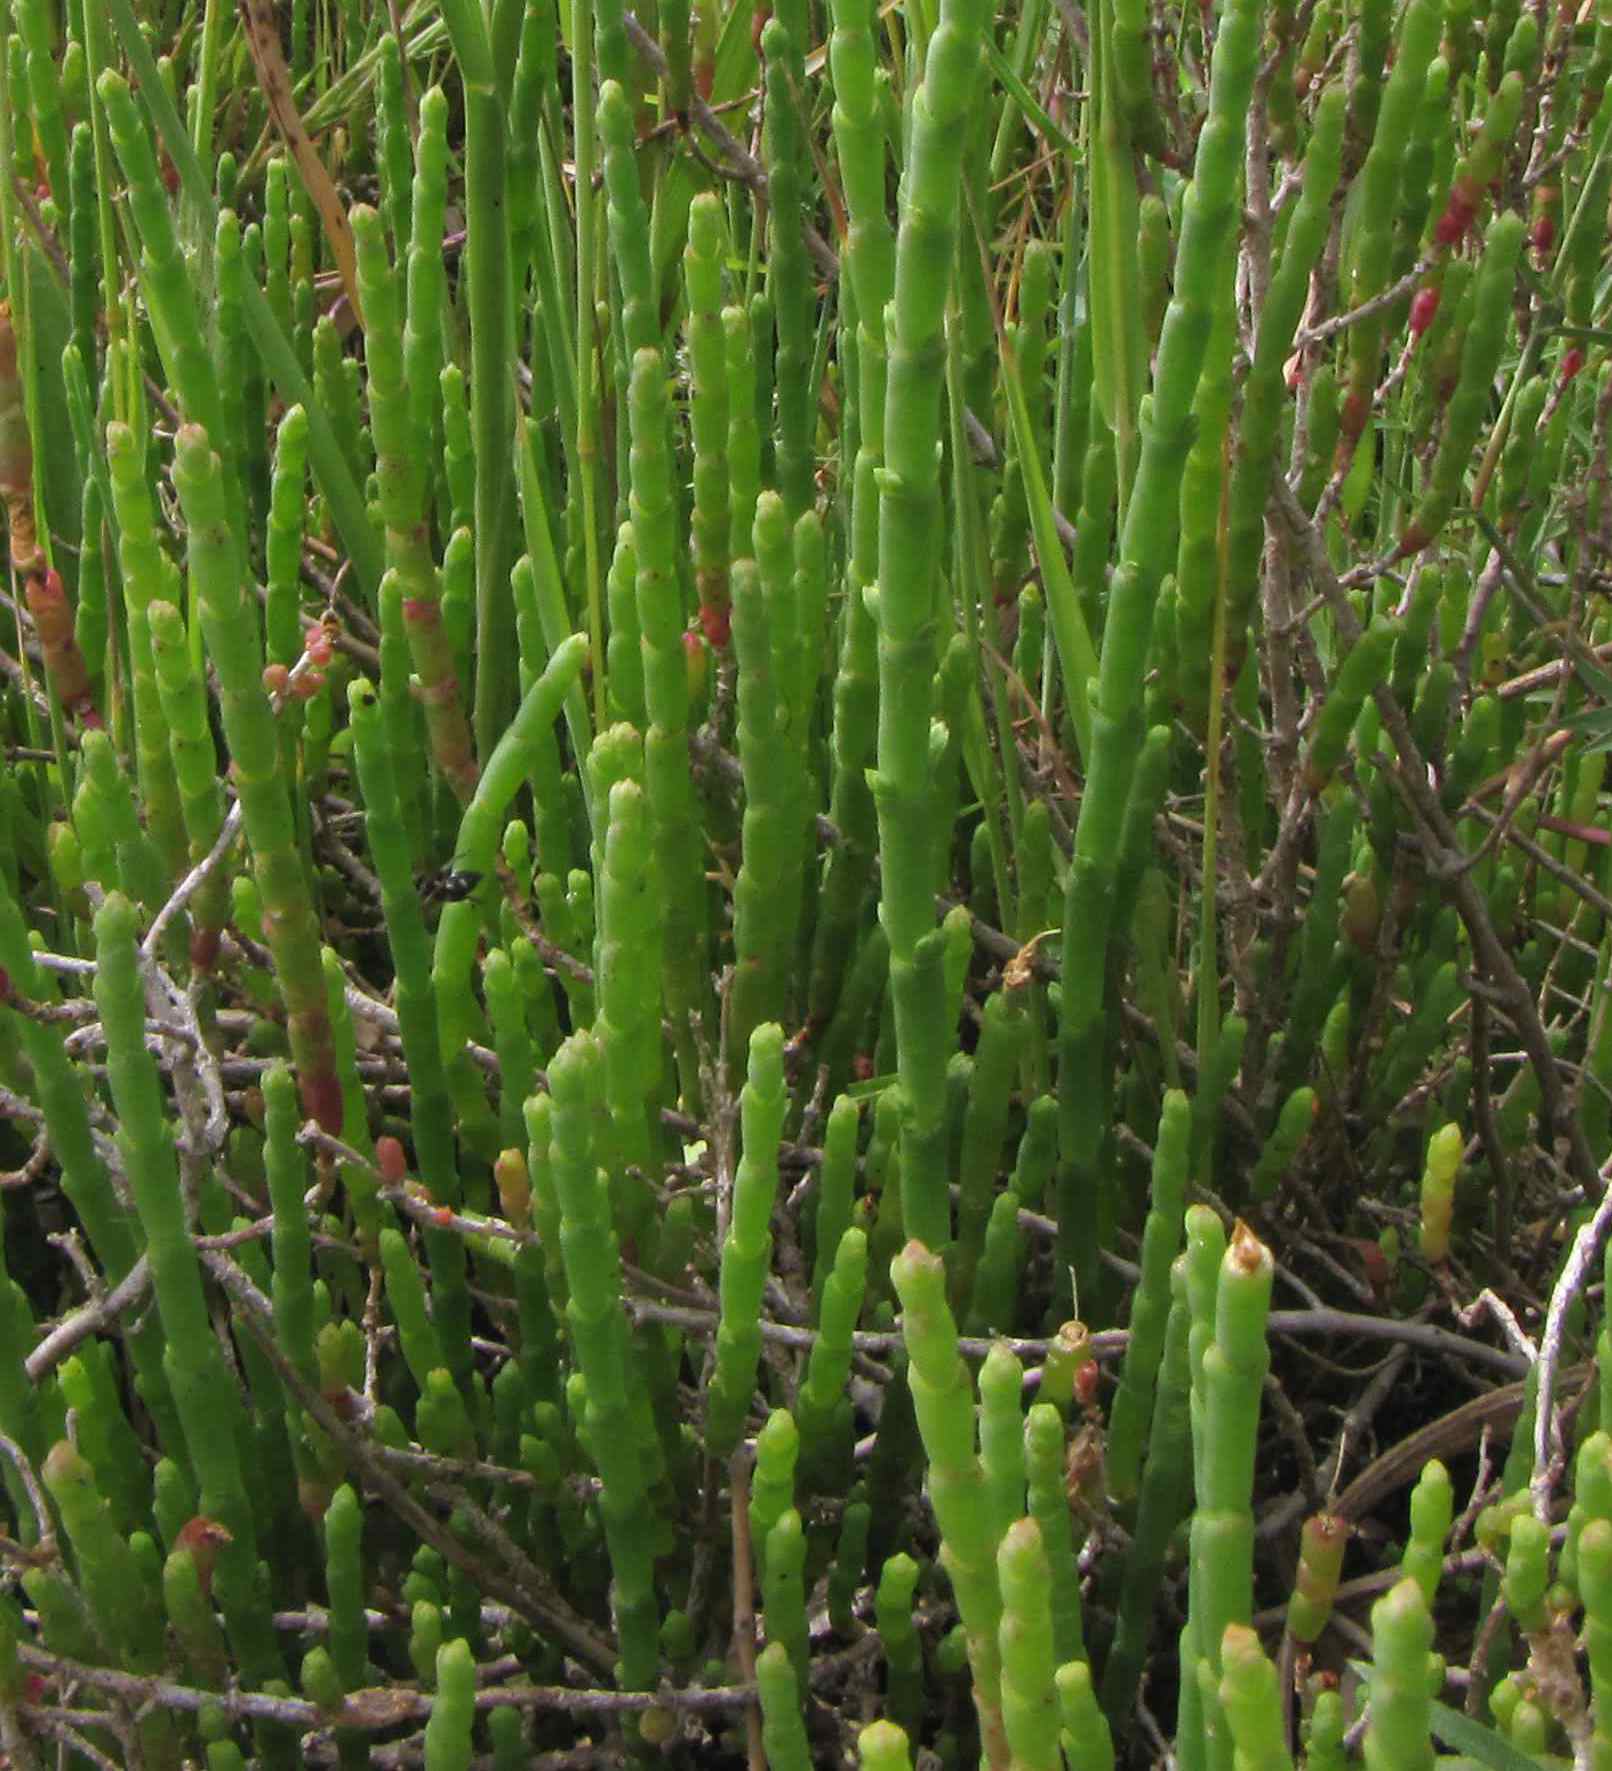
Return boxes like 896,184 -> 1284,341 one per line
438,0 -> 517,759
572,0 -> 608,733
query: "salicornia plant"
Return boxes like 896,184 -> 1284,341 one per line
0,0 -> 1609,1761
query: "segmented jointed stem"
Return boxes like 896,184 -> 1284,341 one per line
605,525 -> 647,727
262,1061 -> 319,1396
811,1096 -> 861,1314
873,0 -> 990,1255
706,1024 -> 788,1458
685,193 -> 732,648
749,1409 -> 799,1574
876,1552 -> 924,1737
1107,1090 -> 1191,1501
762,1508 -> 810,1693
591,776 -> 663,1243
893,1240 -> 1009,1768
1401,1459 -> 1452,1605
14,0 -> 71,241
1218,1625 -> 1294,1771
954,988 -> 1026,1307
547,1030 -> 661,1691
171,424 -> 342,1134
599,82 -> 659,364
1024,1404 -> 1085,1668
424,1637 -> 475,1770
375,32 -> 412,263
104,421 -> 188,884
758,1640 -> 813,1771
265,404 -> 309,671
735,485 -> 813,1051
1579,1520 -> 1612,1763
212,209 -> 251,533
998,1519 -> 1062,1771
1363,1579 -> 1436,1771
762,16 -> 815,522
42,1442 -> 174,1721
404,87 -> 451,515
354,204 -> 478,802
93,894 -> 283,1686
796,1226 -> 867,1486
1184,1223 -> 1274,1771
628,348 -> 708,1104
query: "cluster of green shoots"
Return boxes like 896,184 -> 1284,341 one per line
0,0 -> 1609,1759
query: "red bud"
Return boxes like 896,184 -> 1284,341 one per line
1074,1358 -> 1100,1410
174,1516 -> 233,1596
376,1136 -> 409,1183
1435,191 -> 1476,247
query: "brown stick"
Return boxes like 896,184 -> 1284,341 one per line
237,0 -> 363,326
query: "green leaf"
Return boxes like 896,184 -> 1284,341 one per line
999,335 -> 1096,765
846,1073 -> 900,1101
1086,0 -> 1145,512
516,415 -> 597,814
1428,1699 -> 1553,1771
1561,706 -> 1612,755
984,34 -> 1079,156
711,0 -> 761,109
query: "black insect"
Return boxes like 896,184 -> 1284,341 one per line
416,867 -> 484,907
